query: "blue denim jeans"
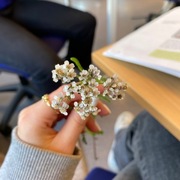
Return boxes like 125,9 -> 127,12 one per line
113,111 -> 180,180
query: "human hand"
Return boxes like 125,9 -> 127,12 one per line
17,85 -> 111,155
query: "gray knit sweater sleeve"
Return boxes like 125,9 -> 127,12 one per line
0,128 -> 82,180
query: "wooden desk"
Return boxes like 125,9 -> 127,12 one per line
92,46 -> 180,140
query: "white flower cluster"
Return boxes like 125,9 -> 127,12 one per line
103,75 -> 127,100
51,92 -> 69,116
51,60 -> 127,120
52,61 -> 76,83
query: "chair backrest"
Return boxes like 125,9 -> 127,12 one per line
0,63 -> 29,78
0,34 -> 66,136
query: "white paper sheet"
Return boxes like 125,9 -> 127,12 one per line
104,7 -> 180,78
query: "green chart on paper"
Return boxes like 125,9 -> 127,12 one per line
150,49 -> 180,62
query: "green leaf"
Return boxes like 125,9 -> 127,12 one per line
86,128 -> 104,137
81,133 -> 87,144
100,76 -> 107,83
70,57 -> 84,71
98,94 -> 111,103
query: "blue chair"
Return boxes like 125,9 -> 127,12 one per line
85,167 -> 116,180
0,36 -> 66,135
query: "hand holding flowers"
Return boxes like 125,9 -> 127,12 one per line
17,58 -> 127,156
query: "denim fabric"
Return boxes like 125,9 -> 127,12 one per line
113,160 -> 142,180
113,111 -> 180,180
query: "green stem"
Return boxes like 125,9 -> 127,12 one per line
70,57 -> 84,71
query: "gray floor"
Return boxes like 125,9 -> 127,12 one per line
0,0 -> 163,178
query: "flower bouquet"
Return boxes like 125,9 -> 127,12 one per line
51,57 -> 127,121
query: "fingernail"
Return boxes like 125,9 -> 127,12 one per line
102,103 -> 111,115
94,121 -> 102,132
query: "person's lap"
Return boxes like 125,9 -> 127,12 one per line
114,111 -> 180,180
12,0 -> 96,68
12,0 -> 95,37
113,160 -> 142,180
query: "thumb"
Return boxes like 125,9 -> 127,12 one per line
52,109 -> 87,154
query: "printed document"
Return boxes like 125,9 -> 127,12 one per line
104,7 -> 180,78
